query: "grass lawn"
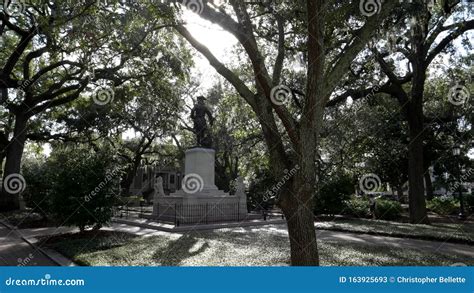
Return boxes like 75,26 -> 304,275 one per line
315,217 -> 473,244
41,227 -> 473,267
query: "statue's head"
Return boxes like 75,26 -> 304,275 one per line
197,96 -> 206,104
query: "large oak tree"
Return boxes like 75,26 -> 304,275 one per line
172,0 -> 398,265
0,0 -> 178,210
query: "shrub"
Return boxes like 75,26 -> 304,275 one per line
314,175 -> 354,215
22,159 -> 54,218
343,196 -> 372,218
374,199 -> 402,221
427,197 -> 459,216
48,146 -> 120,232
466,194 -> 474,213
247,167 -> 276,210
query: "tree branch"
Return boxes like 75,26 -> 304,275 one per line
175,25 -> 256,108
323,0 -> 399,98
425,19 -> 474,67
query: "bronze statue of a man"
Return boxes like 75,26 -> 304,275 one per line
191,96 -> 214,148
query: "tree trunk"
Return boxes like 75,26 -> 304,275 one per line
281,185 -> 319,266
403,21 -> 431,224
278,0 -> 326,266
0,114 -> 28,212
424,171 -> 434,201
406,104 -> 429,224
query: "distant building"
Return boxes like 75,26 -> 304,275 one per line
128,165 -> 182,197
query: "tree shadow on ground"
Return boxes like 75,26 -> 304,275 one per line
184,227 -> 289,247
152,234 -> 210,266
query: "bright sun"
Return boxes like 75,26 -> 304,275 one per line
182,10 -> 238,90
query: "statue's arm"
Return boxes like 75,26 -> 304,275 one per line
205,108 -> 214,125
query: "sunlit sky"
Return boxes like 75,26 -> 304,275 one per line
120,11 -> 236,141
182,10 -> 238,92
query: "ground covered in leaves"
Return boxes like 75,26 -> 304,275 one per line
315,217 -> 473,244
0,210 -> 56,229
42,225 -> 472,267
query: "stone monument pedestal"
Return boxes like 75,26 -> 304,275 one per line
150,148 -> 249,225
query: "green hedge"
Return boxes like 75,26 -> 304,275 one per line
343,197 -> 372,218
23,160 -> 54,218
342,197 -> 402,220
427,197 -> 459,216
374,199 -> 402,220
314,175 -> 354,215
23,146 -> 121,232
49,147 -> 120,232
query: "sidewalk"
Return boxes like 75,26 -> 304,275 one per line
0,224 -> 57,266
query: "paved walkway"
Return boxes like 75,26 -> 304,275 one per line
316,229 -> 474,258
0,224 -> 56,266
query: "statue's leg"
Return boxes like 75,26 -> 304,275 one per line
197,129 -> 204,146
